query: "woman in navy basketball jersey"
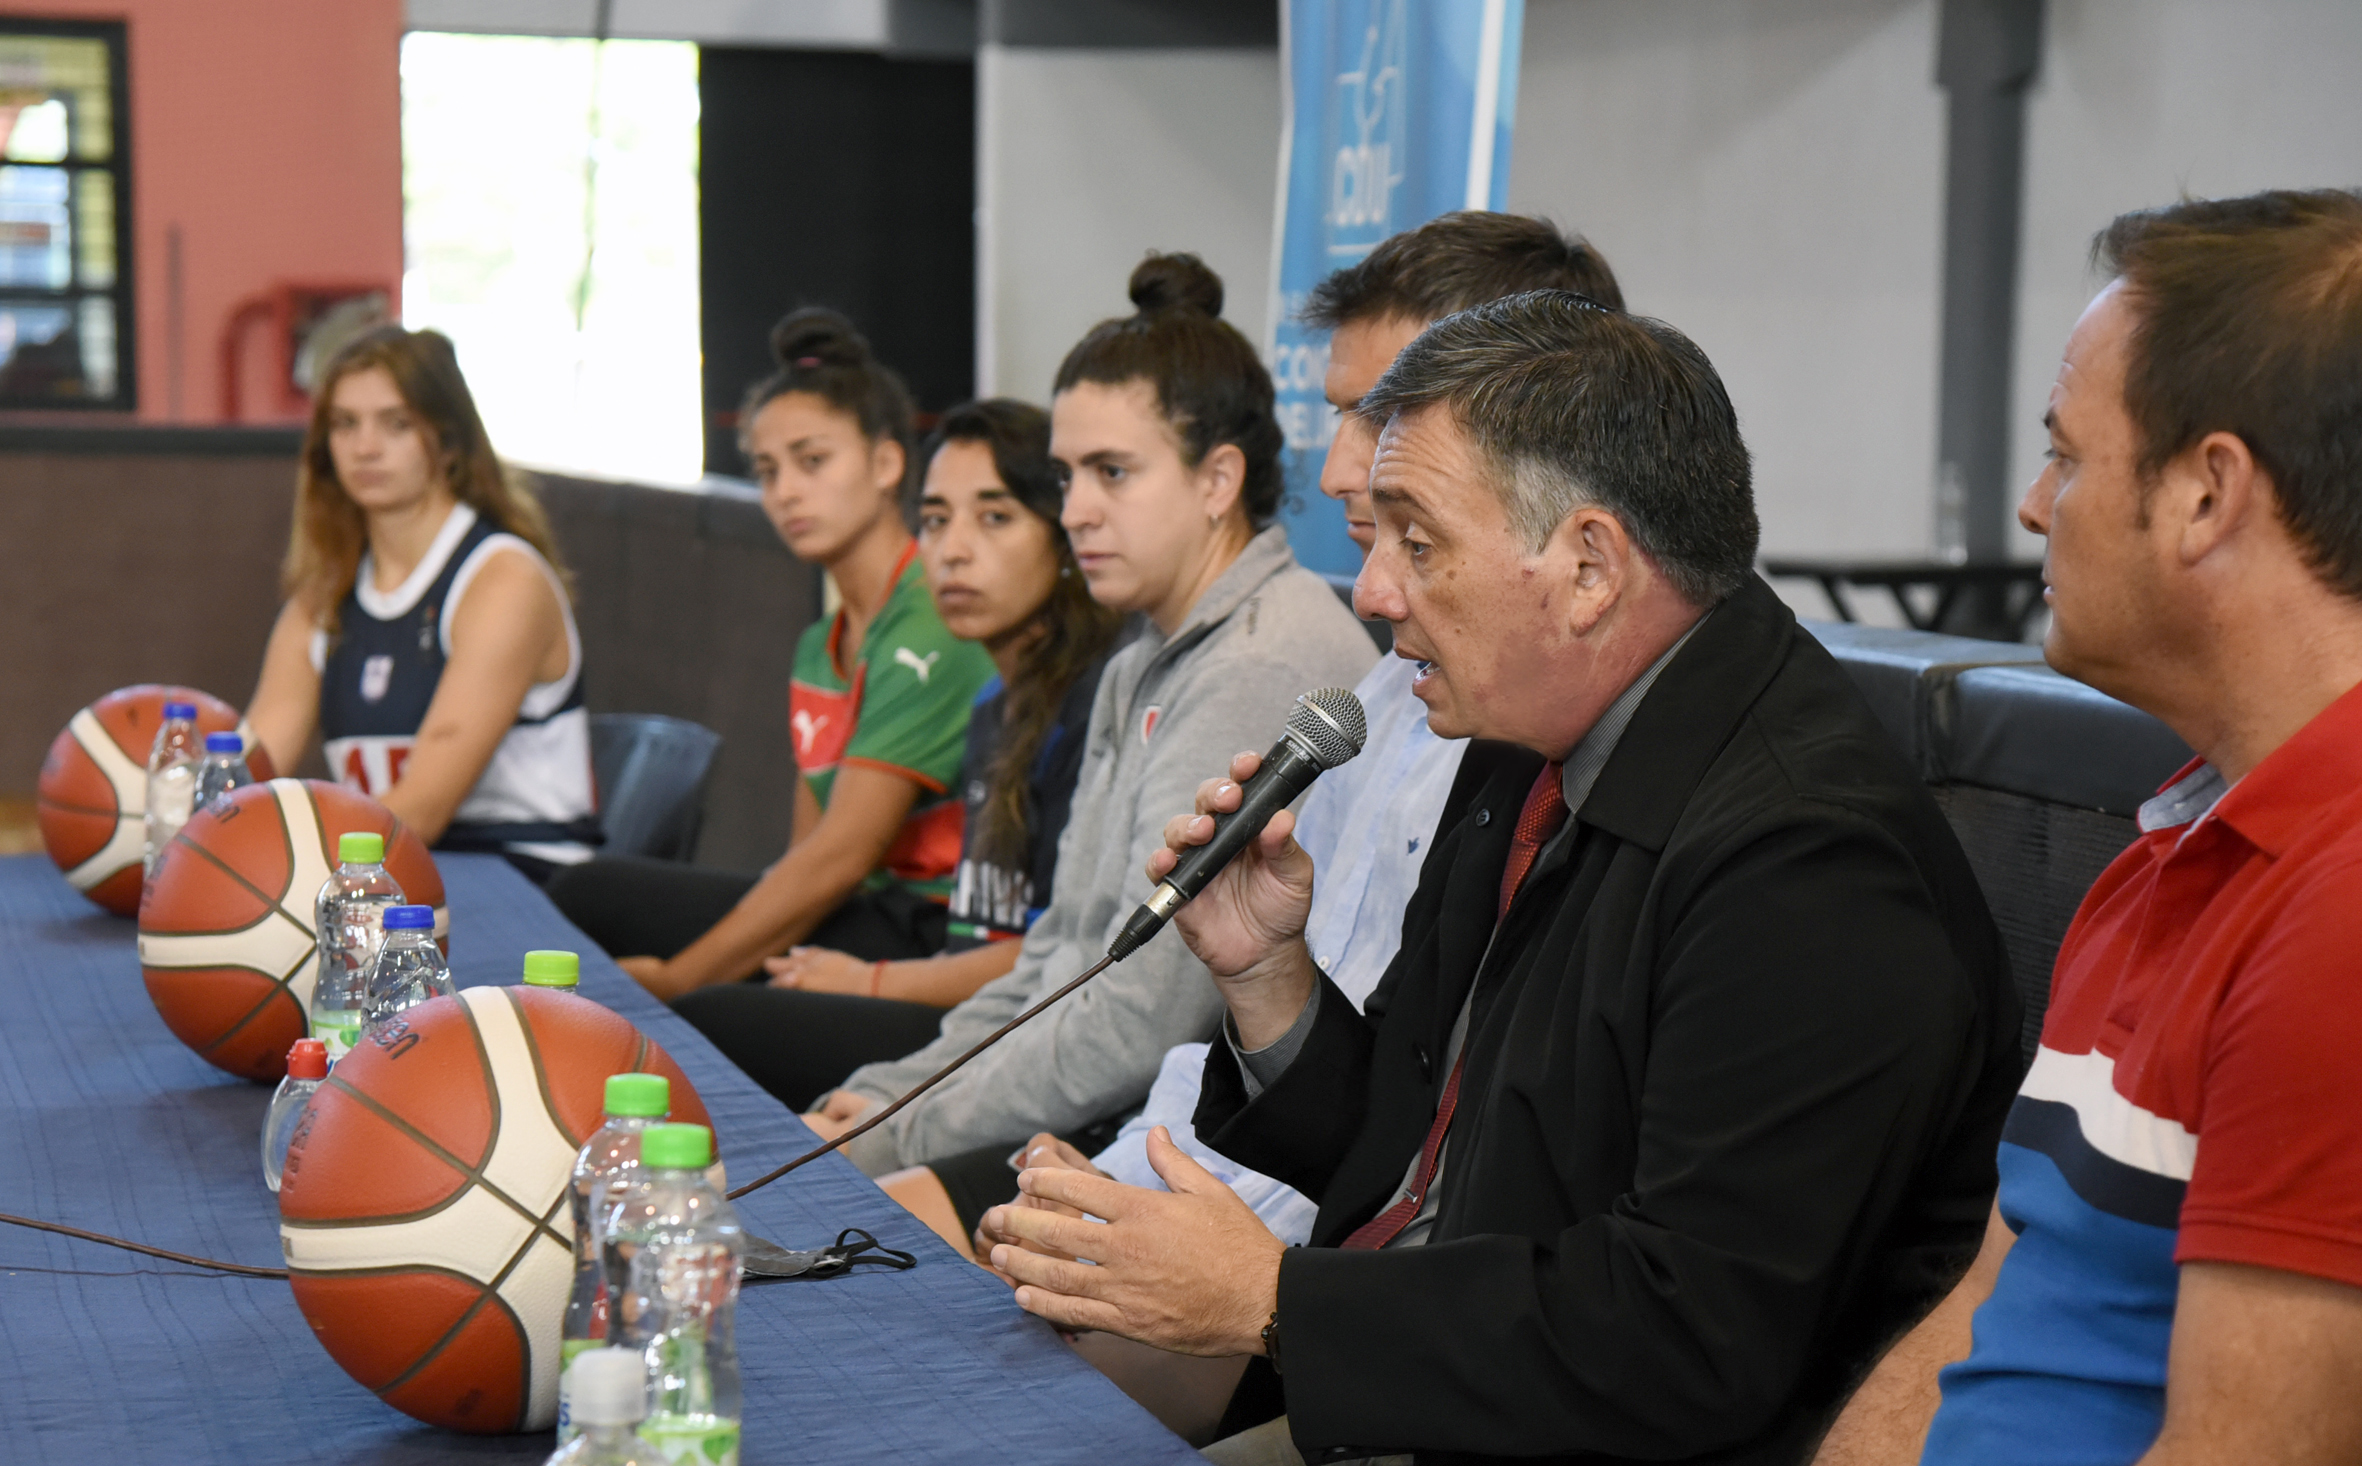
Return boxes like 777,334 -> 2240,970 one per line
245,326 -> 597,868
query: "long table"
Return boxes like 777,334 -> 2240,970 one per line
0,852 -> 1199,1465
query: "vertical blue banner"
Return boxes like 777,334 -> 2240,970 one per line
1267,0 -> 1524,578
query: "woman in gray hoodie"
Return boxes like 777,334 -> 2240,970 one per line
804,253 -> 1377,1246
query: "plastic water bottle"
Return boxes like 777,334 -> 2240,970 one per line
311,831 -> 403,1061
363,905 -> 455,1024
524,949 -> 581,990
557,1073 -> 673,1445
262,1038 -> 329,1192
603,1124 -> 743,1466
192,730 -> 255,813
142,700 -> 201,876
545,1348 -> 673,1465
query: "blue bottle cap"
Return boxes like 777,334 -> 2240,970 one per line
383,904 -> 434,931
162,701 -> 197,720
204,731 -> 243,754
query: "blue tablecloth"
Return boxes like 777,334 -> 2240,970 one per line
0,852 -> 1198,1465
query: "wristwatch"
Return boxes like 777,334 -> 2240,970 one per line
1260,1309 -> 1283,1376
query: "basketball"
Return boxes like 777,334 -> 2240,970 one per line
136,779 -> 443,1081
277,985 -> 715,1434
35,684 -> 276,916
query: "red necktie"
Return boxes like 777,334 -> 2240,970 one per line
1342,762 -> 1566,1251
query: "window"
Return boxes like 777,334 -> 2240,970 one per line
0,20 -> 129,410
401,33 -> 702,484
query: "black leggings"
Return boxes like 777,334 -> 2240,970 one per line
671,986 -> 947,1112
547,855 -> 953,1108
545,855 -> 949,970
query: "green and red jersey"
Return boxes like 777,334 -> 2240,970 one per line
788,542 -> 996,901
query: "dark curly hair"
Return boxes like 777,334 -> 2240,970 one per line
919,399 -> 1122,867
739,307 -> 916,454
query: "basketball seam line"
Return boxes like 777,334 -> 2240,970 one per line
299,1073 -> 571,1254
510,985 -> 614,1155
365,1207 -> 547,1422
165,837 -> 313,1057
365,1169 -> 573,1412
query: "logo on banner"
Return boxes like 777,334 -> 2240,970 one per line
1269,0 -> 1525,580
1330,0 -> 1408,254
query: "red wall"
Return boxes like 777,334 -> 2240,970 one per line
0,0 -> 404,423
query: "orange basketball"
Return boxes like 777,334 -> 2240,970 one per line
36,684 -> 276,915
278,986 -> 715,1434
137,779 -> 443,1081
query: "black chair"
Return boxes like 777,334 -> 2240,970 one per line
589,713 -> 723,863
1805,621 -> 2192,1066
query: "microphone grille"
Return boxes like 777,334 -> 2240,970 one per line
1286,687 -> 1368,769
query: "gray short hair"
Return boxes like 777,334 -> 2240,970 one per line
1358,291 -> 1758,606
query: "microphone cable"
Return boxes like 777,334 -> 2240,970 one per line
0,1210 -> 288,1280
3,687 -> 1369,1268
726,953 -> 1115,1199
0,956 -> 1134,1278
722,686 -> 1364,1200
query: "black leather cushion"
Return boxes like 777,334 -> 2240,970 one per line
1799,620 -> 2182,1062
1932,785 -> 2139,1064
1941,664 -> 2193,818
1803,620 -> 2045,774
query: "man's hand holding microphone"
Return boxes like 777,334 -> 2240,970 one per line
978,690 -> 1366,1356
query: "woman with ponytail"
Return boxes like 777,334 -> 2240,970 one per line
550,310 -> 997,999
801,254 -> 1377,1254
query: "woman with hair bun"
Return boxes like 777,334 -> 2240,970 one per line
802,254 -> 1376,1253
245,325 -> 596,868
550,309 -> 997,998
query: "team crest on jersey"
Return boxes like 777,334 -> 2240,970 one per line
360,654 -> 395,704
1141,706 -> 1162,744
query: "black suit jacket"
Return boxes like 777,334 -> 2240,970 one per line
1196,577 -> 2021,1466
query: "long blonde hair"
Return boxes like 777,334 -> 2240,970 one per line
283,325 -> 570,634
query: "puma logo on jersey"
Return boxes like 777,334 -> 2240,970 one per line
791,709 -> 830,757
895,647 -> 941,684
360,654 -> 395,704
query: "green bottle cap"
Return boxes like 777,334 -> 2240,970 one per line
521,950 -> 579,987
337,831 -> 385,864
604,1072 -> 670,1118
638,1123 -> 712,1171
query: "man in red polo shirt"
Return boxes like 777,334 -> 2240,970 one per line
1816,188 -> 2362,1465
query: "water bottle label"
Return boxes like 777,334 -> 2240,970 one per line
312,1011 -> 363,1061
641,1414 -> 739,1466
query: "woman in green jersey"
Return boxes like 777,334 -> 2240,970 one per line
550,310 -> 995,999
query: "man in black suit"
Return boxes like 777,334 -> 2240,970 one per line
978,292 -> 2023,1466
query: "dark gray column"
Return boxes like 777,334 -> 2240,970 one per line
1934,0 -> 2043,570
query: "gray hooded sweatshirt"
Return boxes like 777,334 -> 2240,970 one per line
837,525 -> 1378,1173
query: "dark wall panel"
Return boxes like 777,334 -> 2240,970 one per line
2,447 -> 294,787
700,48 -> 976,474
534,472 -> 820,869
4,434 -> 816,872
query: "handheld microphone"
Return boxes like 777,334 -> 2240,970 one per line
1106,687 -> 1368,961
